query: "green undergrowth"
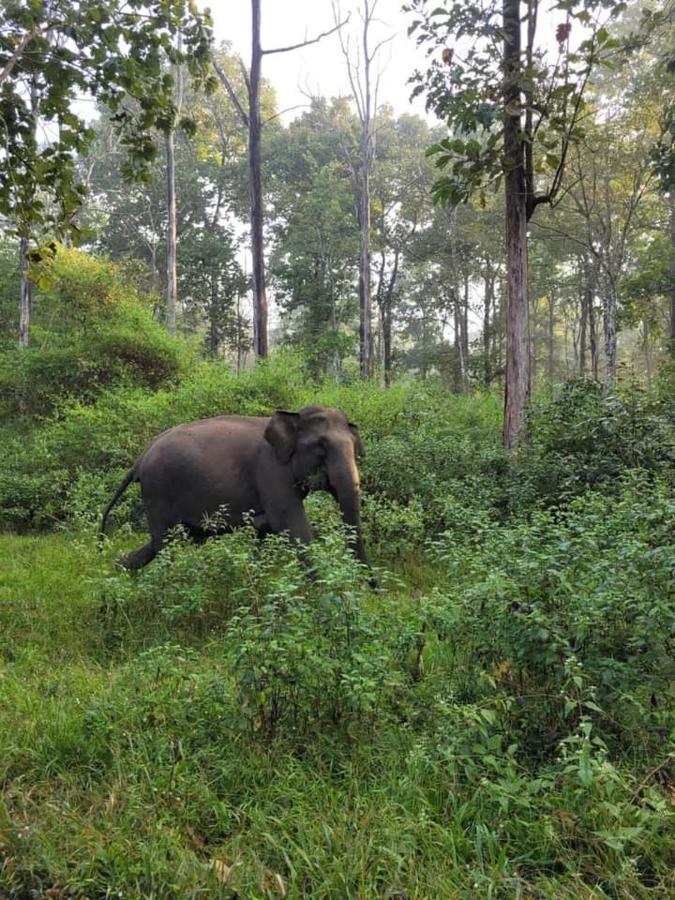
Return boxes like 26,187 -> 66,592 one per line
1,481 -> 673,898
1,351 -> 674,897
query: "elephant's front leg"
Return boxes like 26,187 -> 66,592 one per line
263,497 -> 313,545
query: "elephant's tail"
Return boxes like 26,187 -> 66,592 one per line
99,467 -> 137,549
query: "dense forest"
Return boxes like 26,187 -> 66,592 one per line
0,0 -> 673,897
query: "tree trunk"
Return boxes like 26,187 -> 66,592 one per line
588,292 -> 598,380
250,0 -> 268,358
358,134 -> 371,378
165,129 -> 177,335
18,237 -> 32,348
483,270 -> 492,387
452,296 -> 461,393
209,274 -> 218,357
18,76 -> 38,348
236,290 -> 244,375
603,279 -> 617,385
643,319 -> 652,384
383,248 -> 400,387
670,188 -> 675,357
502,0 -> 530,449
548,290 -> 555,383
579,279 -> 588,376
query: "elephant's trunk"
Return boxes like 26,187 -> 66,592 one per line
326,444 -> 368,566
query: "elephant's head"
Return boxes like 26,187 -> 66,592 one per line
264,406 -> 368,565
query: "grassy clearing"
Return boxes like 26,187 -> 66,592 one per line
1,525 -> 673,899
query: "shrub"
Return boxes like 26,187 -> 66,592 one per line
0,247 -> 190,419
429,471 -> 675,758
520,378 -> 675,505
103,519 -> 400,740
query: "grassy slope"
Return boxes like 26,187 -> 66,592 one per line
1,531 -> 673,899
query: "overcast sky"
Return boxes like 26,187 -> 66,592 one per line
205,0 -> 433,123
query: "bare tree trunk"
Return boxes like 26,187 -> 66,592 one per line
453,293 -> 466,393
548,289 -> 555,383
249,0 -> 268,358
214,7 -> 346,360
383,248 -> 399,387
18,236 -> 32,348
643,319 -> 652,384
335,0 -> 378,379
588,293 -> 599,381
462,273 -> 470,390
483,270 -> 492,387
579,280 -> 588,376
670,188 -> 675,356
357,6 -> 374,380
236,289 -> 243,375
165,39 -> 183,336
209,274 -> 218,357
165,129 -> 177,335
603,279 -> 617,385
358,184 -> 371,378
502,0 -> 530,449
18,76 -> 38,348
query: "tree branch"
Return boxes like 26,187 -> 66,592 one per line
212,56 -> 249,127
263,16 -> 349,56
0,20 -> 64,86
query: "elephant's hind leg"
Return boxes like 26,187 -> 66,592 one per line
117,540 -> 159,571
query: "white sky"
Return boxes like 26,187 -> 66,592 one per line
205,0 -> 432,122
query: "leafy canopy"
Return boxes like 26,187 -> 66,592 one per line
405,0 -> 626,209
0,0 -> 214,239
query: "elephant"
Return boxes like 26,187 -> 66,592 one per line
99,405 -> 372,574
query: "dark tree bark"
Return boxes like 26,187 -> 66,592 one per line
336,0 -> 384,379
588,289 -> 599,380
453,297 -> 462,393
502,0 -> 530,449
548,289 -> 555,383
462,273 -> 470,386
579,288 -> 588,377
18,236 -> 32,348
670,188 -> 675,356
249,0 -> 268,357
382,248 -> 399,387
165,129 -> 177,335
215,4 -> 346,360
602,278 -> 618,385
164,41 -> 183,337
18,76 -> 38,348
483,267 -> 493,387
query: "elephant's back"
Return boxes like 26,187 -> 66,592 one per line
145,414 -> 266,454
136,415 -> 268,525
138,415 -> 267,480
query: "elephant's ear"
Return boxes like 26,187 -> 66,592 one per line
349,423 -> 364,459
265,411 -> 299,463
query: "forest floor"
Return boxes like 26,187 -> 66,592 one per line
1,528 -> 673,899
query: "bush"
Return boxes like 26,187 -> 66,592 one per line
429,471 -> 675,758
102,519 -> 399,740
0,247 -> 190,419
520,378 -> 675,505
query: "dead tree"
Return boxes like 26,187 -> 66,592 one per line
213,1 -> 347,358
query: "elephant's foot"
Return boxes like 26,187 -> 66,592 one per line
117,541 -> 159,571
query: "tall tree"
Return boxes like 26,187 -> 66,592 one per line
165,42 -> 184,335
0,0 -> 213,346
407,0 -> 623,446
371,111 -> 435,385
213,1 -> 346,359
334,0 -> 391,379
81,57 -> 249,346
